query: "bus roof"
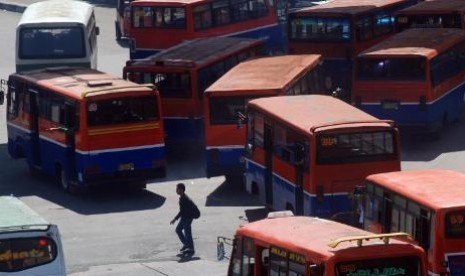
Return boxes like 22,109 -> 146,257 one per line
397,0 -> 465,14
18,0 -> 93,26
237,216 -> 417,258
248,95 -> 392,133
367,169 -> 465,209
0,196 -> 50,232
358,28 -> 465,59
205,55 -> 322,94
13,67 -> 155,100
126,37 -> 264,69
292,0 -> 408,16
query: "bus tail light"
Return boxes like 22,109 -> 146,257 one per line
85,165 -> 100,174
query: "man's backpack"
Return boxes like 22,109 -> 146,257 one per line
191,201 -> 201,219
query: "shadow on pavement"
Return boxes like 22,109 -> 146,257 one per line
0,144 -> 166,215
82,0 -> 117,8
206,178 -> 261,207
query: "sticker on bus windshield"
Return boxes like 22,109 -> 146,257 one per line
88,103 -> 97,112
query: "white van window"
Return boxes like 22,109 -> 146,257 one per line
0,236 -> 58,272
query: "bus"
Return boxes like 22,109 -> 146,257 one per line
361,169 -> 465,276
226,211 -> 428,276
115,0 -> 134,40
0,196 -> 66,275
395,0 -> 465,33
123,36 -> 265,144
244,95 -> 401,221
2,67 -> 165,193
204,55 -> 323,183
352,28 -> 465,135
16,0 -> 99,72
287,0 -> 417,100
127,0 -> 285,59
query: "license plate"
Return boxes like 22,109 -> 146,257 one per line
382,101 -> 399,110
118,163 -> 134,171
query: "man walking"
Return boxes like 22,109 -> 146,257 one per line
170,183 -> 195,254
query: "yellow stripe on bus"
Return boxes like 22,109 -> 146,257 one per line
88,123 -> 159,135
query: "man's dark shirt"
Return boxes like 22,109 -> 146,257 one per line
174,194 -> 194,220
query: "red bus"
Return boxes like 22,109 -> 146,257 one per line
352,28 -> 465,135
115,0 -> 134,40
3,67 -> 165,193
204,55 -> 323,183
287,0 -> 418,100
362,169 -> 465,276
395,0 -> 465,32
225,212 -> 428,275
123,36 -> 265,144
244,95 -> 401,221
127,0 -> 286,59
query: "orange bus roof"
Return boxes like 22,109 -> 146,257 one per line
237,216 -> 419,258
13,67 -> 155,100
293,0 -> 409,16
205,55 -> 322,94
248,95 -> 392,134
126,37 -> 264,69
397,0 -> 465,14
367,169 -> 465,209
358,28 -> 465,59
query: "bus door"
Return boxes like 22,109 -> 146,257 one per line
28,87 -> 41,168
294,142 -> 305,215
64,102 -> 77,182
264,124 -> 273,206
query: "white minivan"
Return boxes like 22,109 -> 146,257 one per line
15,0 -> 99,72
0,196 -> 66,275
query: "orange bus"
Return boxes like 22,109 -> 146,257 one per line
395,0 -> 465,32
226,212 -> 428,275
3,67 -> 165,192
124,36 -> 264,144
204,55 -> 323,182
352,28 -> 465,135
244,95 -> 400,221
362,169 -> 465,276
128,0 -> 285,59
287,0 -> 418,99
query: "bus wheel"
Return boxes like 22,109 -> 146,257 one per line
285,203 -> 294,214
58,168 -> 70,192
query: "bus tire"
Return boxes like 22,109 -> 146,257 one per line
285,203 -> 294,214
57,167 -> 70,192
115,21 -> 122,41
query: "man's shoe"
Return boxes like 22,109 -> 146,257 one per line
184,248 -> 195,255
180,245 -> 189,252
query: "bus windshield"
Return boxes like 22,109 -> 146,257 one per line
336,256 -> 422,276
87,95 -> 159,126
316,130 -> 396,164
19,27 -> 85,59
355,57 -> 426,81
290,16 -> 351,41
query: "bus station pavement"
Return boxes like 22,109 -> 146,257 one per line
0,1 -> 231,275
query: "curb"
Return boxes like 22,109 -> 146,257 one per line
0,2 -> 26,13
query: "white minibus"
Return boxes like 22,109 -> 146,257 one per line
16,0 -> 99,72
0,196 -> 66,275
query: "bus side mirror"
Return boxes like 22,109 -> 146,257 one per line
95,26 -> 100,36
0,90 -> 4,105
294,143 -> 305,166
